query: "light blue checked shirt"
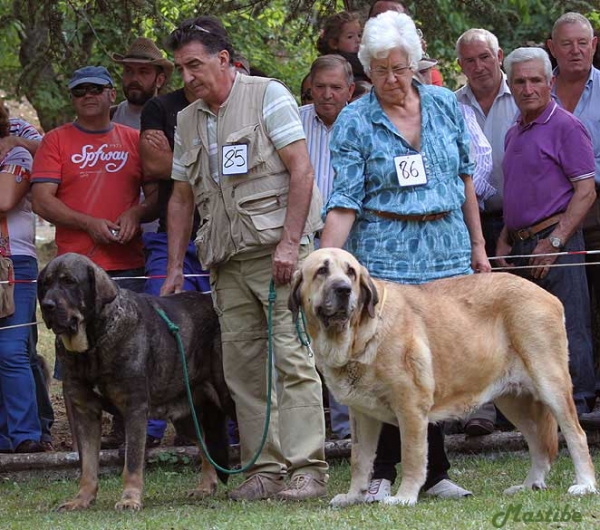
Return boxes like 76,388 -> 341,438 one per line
552,66 -> 600,184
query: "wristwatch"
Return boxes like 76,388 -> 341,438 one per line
548,235 -> 563,250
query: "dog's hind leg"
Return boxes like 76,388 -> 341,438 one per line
175,416 -> 221,499
330,410 -> 382,507
534,384 -> 596,495
495,394 -> 556,494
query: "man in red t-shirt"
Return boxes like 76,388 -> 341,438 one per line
31,66 -> 157,275
31,66 -> 158,450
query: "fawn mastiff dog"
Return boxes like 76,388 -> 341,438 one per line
289,248 -> 597,506
38,253 -> 234,511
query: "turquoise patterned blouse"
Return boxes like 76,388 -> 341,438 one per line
325,82 -> 475,284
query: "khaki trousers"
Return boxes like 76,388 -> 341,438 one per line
210,245 -> 327,478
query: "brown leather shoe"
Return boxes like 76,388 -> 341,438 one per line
14,440 -> 46,453
276,474 -> 327,501
229,473 -> 285,501
464,418 -> 495,437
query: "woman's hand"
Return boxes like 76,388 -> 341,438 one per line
471,241 -> 491,273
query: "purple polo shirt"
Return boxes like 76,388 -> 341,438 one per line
502,101 -> 595,230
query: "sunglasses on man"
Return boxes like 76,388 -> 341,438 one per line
70,84 -> 112,98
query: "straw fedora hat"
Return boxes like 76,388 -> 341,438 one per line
111,38 -> 174,81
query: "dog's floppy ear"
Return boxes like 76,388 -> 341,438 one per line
359,265 -> 379,319
88,263 -> 118,313
37,263 -> 49,303
288,269 -> 303,322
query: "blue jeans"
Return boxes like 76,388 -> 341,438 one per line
510,227 -> 596,414
0,255 -> 41,450
143,232 -> 210,295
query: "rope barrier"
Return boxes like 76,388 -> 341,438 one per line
3,251 -> 600,332
0,272 -> 210,285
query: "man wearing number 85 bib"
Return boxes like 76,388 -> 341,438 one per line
319,11 -> 491,502
161,16 -> 328,501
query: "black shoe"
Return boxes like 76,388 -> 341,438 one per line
464,418 -> 495,437
14,440 -> 46,453
40,440 -> 55,452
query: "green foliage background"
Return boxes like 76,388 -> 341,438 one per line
0,0 -> 598,130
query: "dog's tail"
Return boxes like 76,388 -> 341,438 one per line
538,402 -> 559,463
200,405 -> 232,484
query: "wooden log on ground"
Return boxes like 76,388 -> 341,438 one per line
2,430 -> 600,480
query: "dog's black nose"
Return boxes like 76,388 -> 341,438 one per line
41,299 -> 56,312
334,284 -> 352,298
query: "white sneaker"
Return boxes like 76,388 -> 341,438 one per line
424,479 -> 472,499
365,478 -> 392,503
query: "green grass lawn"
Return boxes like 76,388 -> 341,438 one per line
2,451 -> 600,530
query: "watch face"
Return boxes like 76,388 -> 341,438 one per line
550,237 -> 561,248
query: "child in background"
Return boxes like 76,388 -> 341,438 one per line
316,11 -> 368,82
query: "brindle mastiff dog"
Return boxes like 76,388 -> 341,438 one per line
289,248 -> 597,507
38,253 -> 234,511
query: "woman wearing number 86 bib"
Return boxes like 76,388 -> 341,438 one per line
319,11 -> 490,502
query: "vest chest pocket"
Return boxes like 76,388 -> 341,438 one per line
179,145 -> 203,186
223,123 -> 264,173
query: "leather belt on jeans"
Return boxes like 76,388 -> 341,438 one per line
367,209 -> 449,222
508,214 -> 562,242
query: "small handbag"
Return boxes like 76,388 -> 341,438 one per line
0,220 -> 15,319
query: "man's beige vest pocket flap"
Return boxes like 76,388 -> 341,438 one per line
180,145 -> 202,167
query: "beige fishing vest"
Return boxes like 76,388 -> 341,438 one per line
176,75 -> 323,268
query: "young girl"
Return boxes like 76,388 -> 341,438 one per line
317,11 -> 362,55
316,11 -> 367,81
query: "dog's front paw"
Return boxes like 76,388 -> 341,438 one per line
568,483 -> 597,495
55,497 -> 94,512
381,494 -> 417,506
115,493 -> 142,511
329,492 -> 366,507
188,483 -> 217,499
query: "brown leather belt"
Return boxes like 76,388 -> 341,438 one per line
508,214 -> 562,242
367,209 -> 449,222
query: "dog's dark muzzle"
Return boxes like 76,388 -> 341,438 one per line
40,296 -> 79,335
317,280 -> 354,326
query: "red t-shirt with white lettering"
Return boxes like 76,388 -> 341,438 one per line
31,122 -> 145,271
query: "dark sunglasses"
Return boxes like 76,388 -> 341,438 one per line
70,84 -> 111,98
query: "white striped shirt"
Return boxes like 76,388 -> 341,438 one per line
299,104 -> 335,201
459,103 -> 495,209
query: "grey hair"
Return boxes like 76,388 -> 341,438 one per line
310,54 -> 354,87
358,11 -> 422,75
552,12 -> 594,40
456,28 -> 500,59
504,47 -> 553,85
